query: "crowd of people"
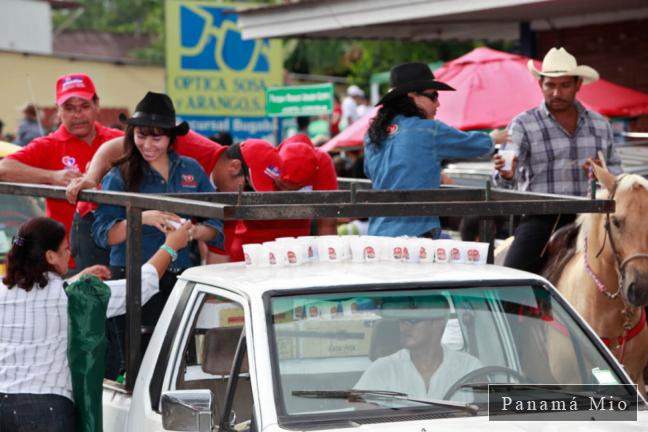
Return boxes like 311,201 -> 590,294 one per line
0,46 -> 623,430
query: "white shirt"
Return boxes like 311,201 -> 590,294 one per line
0,263 -> 159,400
354,347 -> 483,402
341,96 -> 360,128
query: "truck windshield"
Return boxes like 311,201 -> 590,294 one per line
268,284 -> 631,421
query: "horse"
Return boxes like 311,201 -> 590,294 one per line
548,163 -> 648,393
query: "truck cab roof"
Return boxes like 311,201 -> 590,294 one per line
180,261 -> 546,295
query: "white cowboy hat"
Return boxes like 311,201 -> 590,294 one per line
528,47 -> 599,84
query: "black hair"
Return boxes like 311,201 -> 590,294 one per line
367,94 -> 425,146
115,124 -> 176,192
3,217 -> 66,291
210,131 -> 233,146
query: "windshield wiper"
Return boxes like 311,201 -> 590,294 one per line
292,389 -> 479,415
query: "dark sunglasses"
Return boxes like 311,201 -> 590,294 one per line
417,91 -> 439,103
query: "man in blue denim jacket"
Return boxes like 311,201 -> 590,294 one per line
364,62 -> 508,238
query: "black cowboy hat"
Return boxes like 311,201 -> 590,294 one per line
119,91 -> 189,135
377,62 -> 455,106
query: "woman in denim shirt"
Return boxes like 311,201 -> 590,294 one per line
93,92 -> 223,375
364,62 -> 509,238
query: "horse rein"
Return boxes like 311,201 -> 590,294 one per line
584,174 -> 648,361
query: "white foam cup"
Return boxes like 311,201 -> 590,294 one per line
448,241 -> 464,263
349,236 -> 365,262
263,241 -> 286,267
242,243 -> 264,267
499,149 -> 516,172
464,241 -> 489,264
402,237 -> 420,263
418,238 -> 436,263
284,240 -> 307,265
383,237 -> 406,262
361,236 -> 381,262
316,236 -> 343,262
297,236 -> 318,262
434,239 -> 453,263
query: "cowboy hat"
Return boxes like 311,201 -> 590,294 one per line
378,62 -> 454,106
528,47 -> 599,84
119,91 -> 189,135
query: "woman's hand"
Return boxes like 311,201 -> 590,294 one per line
164,221 -> 192,252
489,129 -> 510,145
78,265 -> 112,280
143,210 -> 182,233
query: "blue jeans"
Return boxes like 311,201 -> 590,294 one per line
0,393 -> 74,432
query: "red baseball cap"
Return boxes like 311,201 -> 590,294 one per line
56,73 -> 97,105
239,139 -> 281,192
278,136 -> 319,186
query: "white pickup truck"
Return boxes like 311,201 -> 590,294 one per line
102,257 -> 648,431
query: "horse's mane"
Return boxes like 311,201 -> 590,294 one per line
575,173 -> 648,252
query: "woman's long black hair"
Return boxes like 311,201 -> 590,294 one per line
367,94 -> 425,146
2,217 -> 66,290
115,125 -> 177,192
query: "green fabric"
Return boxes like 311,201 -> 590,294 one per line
66,275 -> 111,432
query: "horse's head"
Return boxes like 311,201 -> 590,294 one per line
592,163 -> 648,306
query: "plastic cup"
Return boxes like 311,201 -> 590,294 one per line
499,149 -> 516,172
464,241 -> 489,264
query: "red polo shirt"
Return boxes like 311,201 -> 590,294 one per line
7,122 -> 123,241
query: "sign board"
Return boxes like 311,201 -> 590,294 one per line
266,83 -> 334,117
165,1 -> 283,141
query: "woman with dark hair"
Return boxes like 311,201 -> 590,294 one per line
364,62 -> 509,239
92,92 -> 223,377
0,216 -> 190,432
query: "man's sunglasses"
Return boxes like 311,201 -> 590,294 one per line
417,91 -> 439,103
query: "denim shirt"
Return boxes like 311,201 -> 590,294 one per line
364,115 -> 493,237
93,151 -> 224,268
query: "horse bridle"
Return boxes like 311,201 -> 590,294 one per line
595,174 -> 648,297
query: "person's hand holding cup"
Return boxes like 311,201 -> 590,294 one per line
494,149 -> 517,180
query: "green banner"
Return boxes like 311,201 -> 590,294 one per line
266,83 -> 334,117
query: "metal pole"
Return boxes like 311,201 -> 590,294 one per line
125,206 -> 143,391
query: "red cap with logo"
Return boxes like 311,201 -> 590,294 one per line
278,134 -> 319,186
239,139 -> 281,192
56,73 -> 97,105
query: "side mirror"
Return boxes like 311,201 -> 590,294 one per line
161,389 -> 217,432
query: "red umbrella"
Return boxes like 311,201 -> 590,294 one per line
321,47 -> 648,152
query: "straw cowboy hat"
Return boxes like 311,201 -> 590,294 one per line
378,62 -> 454,105
528,47 -> 599,84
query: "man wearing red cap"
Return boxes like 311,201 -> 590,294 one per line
0,73 -> 123,266
226,134 -> 338,262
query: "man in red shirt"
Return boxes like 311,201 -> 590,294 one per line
0,73 -> 123,268
227,134 -> 338,261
